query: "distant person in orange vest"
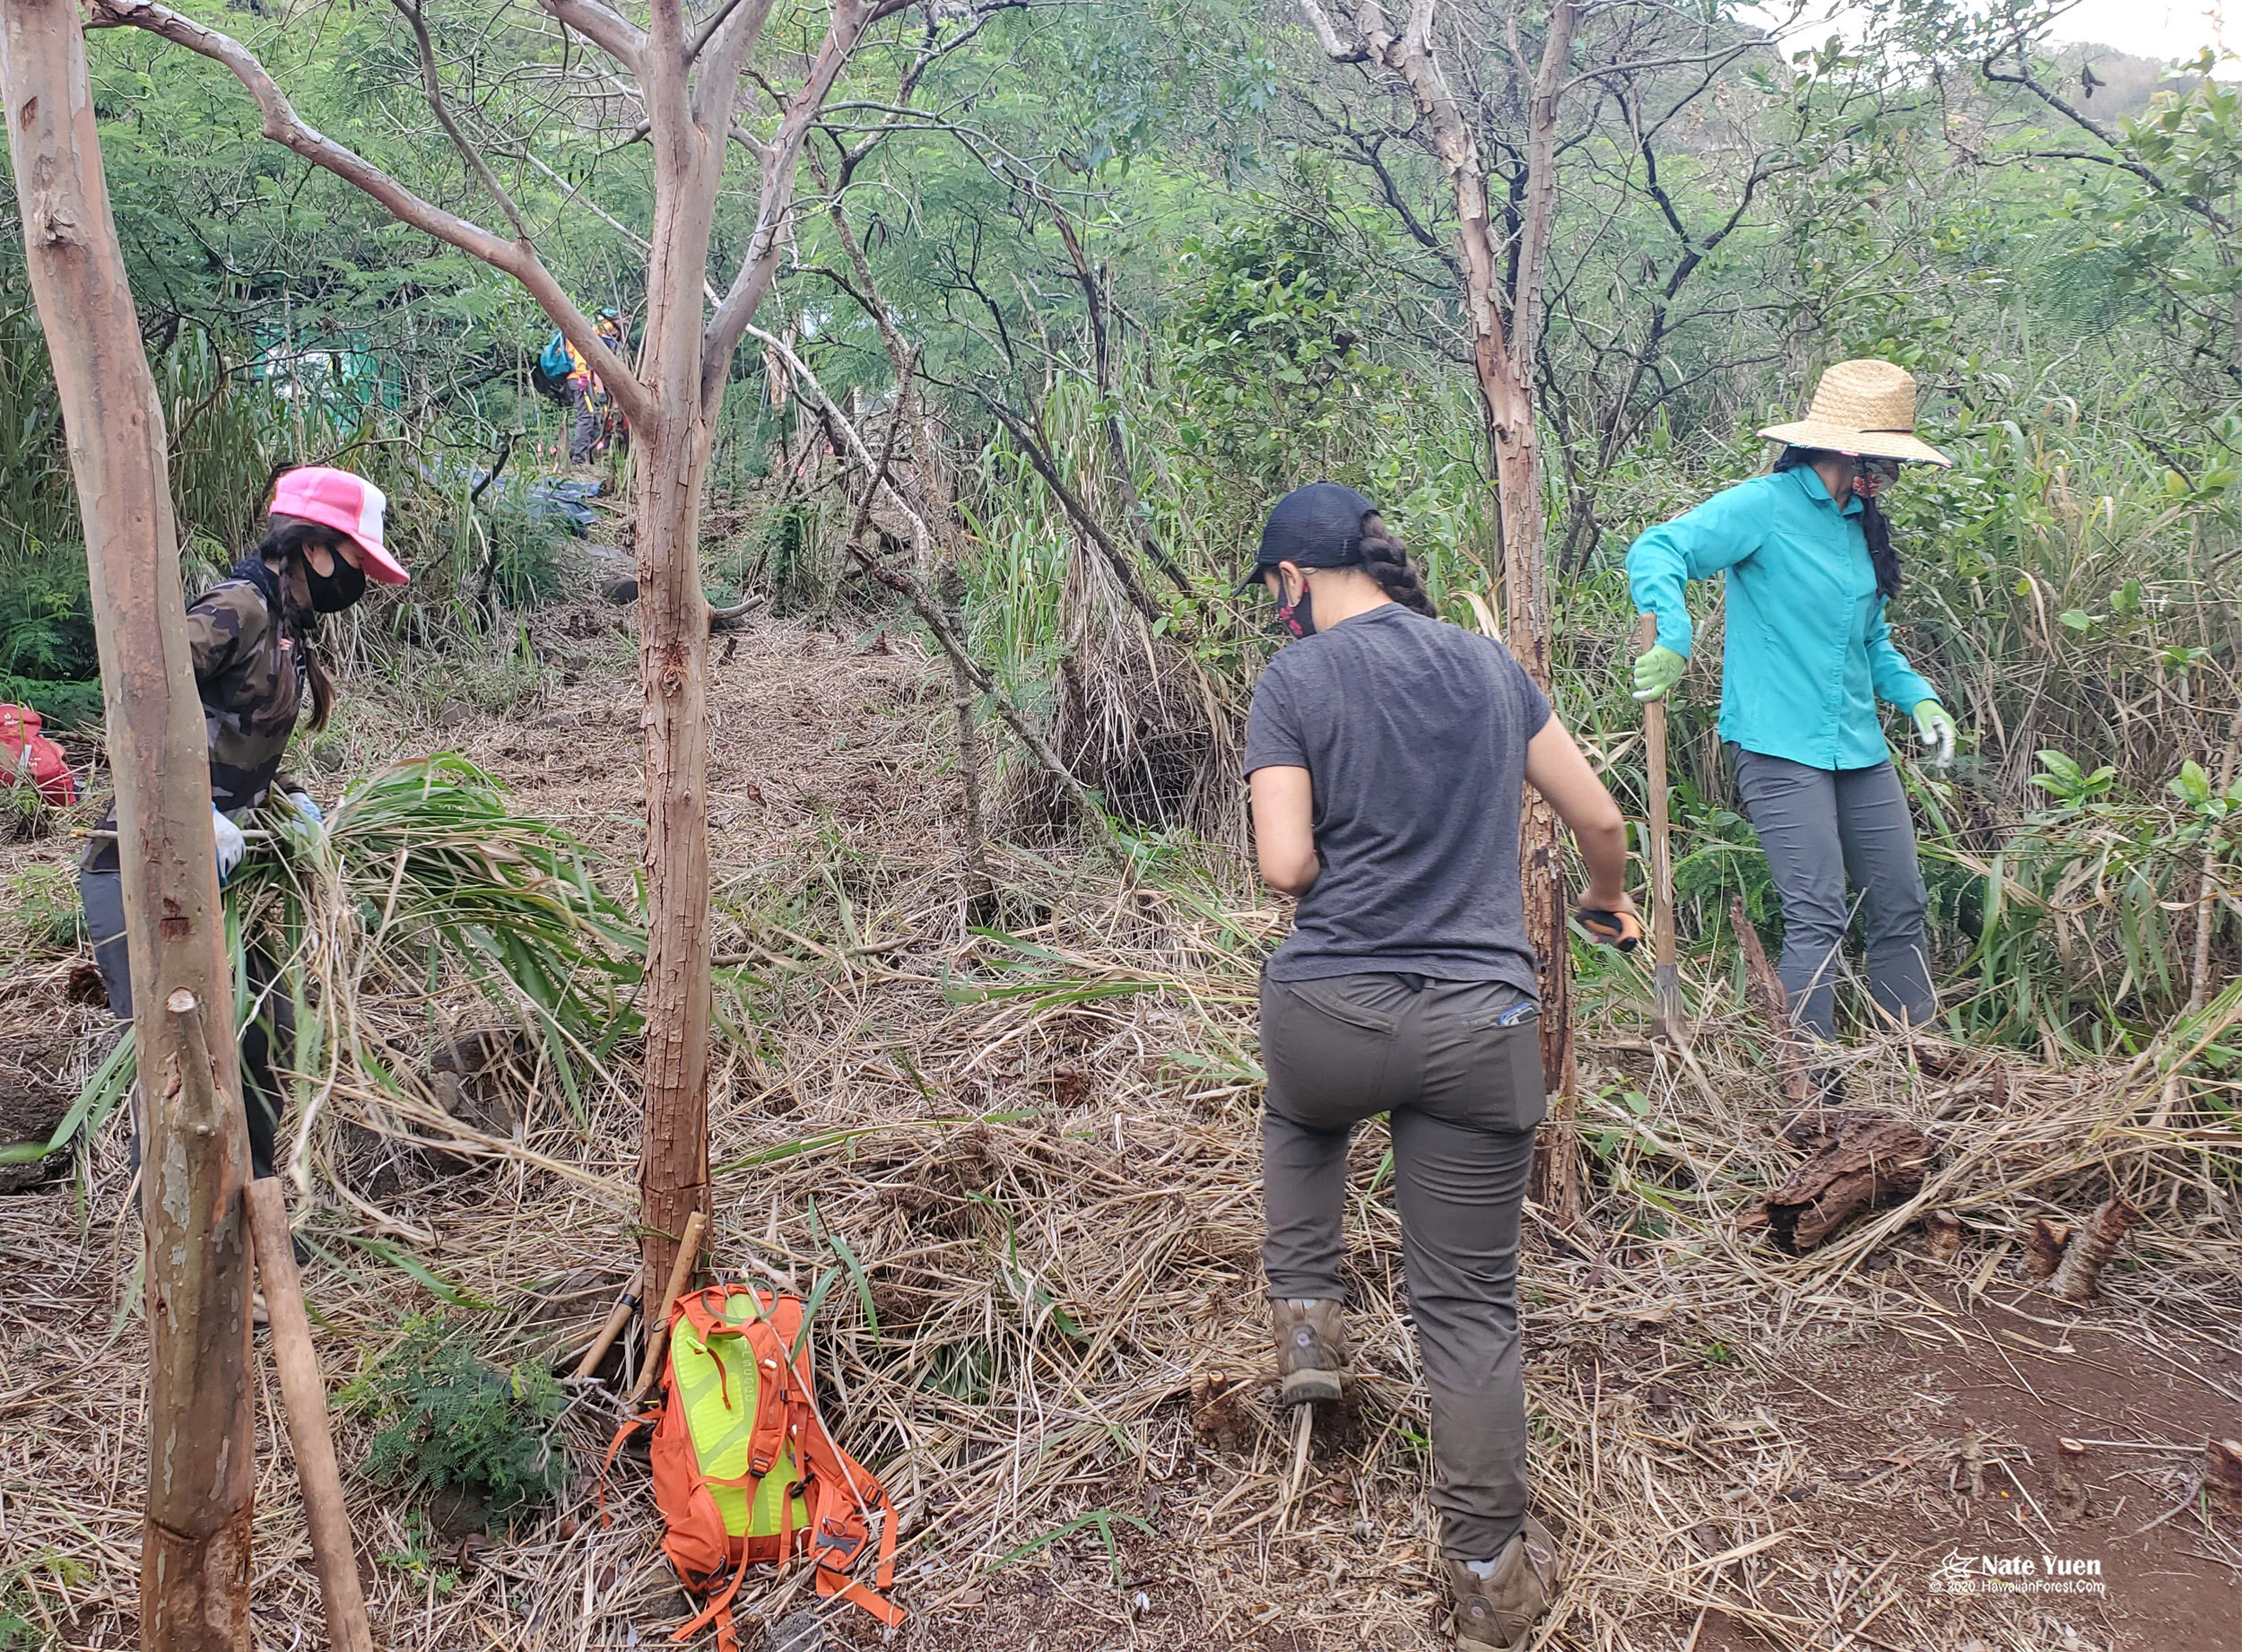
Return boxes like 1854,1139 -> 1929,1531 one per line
568,309 -> 628,466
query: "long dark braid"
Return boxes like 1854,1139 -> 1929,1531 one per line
248,516 -> 338,730
1355,511 -> 1437,617
1775,446 -> 1901,600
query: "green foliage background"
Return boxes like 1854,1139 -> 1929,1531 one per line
0,0 -> 2238,1060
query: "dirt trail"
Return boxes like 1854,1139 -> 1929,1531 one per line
1,613 -> 2237,1652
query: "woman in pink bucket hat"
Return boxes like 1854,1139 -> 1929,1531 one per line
80,465 -> 405,1190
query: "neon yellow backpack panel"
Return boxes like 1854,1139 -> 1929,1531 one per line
671,1297 -> 810,1538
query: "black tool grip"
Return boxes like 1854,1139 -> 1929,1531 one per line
1577,904 -> 1645,952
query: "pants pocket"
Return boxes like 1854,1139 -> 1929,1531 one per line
1260,976 -> 1402,1127
1438,1014 -> 1548,1134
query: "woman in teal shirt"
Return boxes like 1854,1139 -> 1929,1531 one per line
1627,360 -> 1960,1048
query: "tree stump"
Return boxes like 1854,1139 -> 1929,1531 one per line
2024,1218 -> 2071,1280
1731,896 -> 1811,1108
2047,1197 -> 2142,1303
1763,1113 -> 1932,1250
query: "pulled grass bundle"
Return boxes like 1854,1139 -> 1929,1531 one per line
46,753 -> 644,1189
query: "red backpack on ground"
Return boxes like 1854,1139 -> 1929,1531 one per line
1,705 -> 76,805
605,1284 -> 903,1650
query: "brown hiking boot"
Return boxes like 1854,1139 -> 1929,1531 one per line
1271,1298 -> 1346,1404
1447,1517 -> 1559,1649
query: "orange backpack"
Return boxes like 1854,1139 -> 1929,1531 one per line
606,1284 -> 903,1648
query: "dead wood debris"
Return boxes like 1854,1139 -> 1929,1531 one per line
1763,1114 -> 1932,1250
2046,1196 -> 2143,1303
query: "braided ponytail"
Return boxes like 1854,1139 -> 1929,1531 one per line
1356,512 -> 1437,617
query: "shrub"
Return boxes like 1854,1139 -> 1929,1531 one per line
0,543 -> 101,729
355,1317 -> 568,1531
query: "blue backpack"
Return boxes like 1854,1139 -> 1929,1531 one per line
532,330 -> 574,402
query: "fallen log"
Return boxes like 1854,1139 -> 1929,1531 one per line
1763,1113 -> 1931,1250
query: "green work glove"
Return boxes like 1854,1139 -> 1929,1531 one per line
1632,645 -> 1687,703
1912,700 -> 1957,769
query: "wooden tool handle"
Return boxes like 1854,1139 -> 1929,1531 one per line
1635,614 -> 1678,971
628,1208 -> 707,1404
247,1178 -> 374,1652
571,1290 -> 641,1380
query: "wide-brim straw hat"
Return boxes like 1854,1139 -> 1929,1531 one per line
1757,358 -> 1951,467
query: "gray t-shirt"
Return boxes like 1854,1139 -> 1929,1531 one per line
1243,604 -> 1551,992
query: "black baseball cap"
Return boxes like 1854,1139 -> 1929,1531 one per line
1237,483 -> 1377,593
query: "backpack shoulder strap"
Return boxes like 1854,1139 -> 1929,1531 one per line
792,1396 -> 904,1627
595,1411 -> 657,1529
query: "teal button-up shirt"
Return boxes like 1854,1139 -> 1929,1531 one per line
1625,467 -> 1941,772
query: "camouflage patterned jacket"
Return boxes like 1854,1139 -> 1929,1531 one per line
188,561 -> 309,815
84,559 -> 309,872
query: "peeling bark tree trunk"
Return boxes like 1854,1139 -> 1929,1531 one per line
0,4 -> 254,1644
1298,0 -> 1583,1218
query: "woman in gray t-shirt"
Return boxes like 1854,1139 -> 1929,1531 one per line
1240,483 -> 1638,1652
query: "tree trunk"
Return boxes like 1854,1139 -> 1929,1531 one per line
0,4 -> 254,1645
630,62 -> 725,1318
632,399 -> 714,1317
1492,419 -> 1578,1218
1325,0 -> 1585,1221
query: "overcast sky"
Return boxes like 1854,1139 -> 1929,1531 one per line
1747,0 -> 2233,73
2046,0 -> 2229,60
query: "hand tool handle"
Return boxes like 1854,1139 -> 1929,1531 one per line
571,1289 -> 641,1380
628,1208 -> 708,1404
1635,614 -> 1678,973
247,1179 -> 374,1652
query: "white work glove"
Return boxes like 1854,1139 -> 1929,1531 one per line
1911,700 -> 1957,770
285,789 -> 325,830
213,807 -> 247,885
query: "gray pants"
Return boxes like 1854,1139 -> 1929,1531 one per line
569,387 -> 601,464
1259,972 -> 1543,1561
1732,749 -> 1936,1041
80,865 -> 286,1181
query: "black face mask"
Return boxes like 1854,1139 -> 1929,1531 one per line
303,553 -> 367,613
1274,574 -> 1317,639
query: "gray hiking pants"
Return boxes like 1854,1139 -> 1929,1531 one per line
569,386 -> 601,463
80,865 -> 287,1181
1732,748 -> 1936,1042
1258,971 -> 1543,1561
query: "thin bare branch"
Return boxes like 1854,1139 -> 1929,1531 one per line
391,0 -> 533,240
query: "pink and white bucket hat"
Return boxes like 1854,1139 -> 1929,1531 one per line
270,466 -> 410,585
